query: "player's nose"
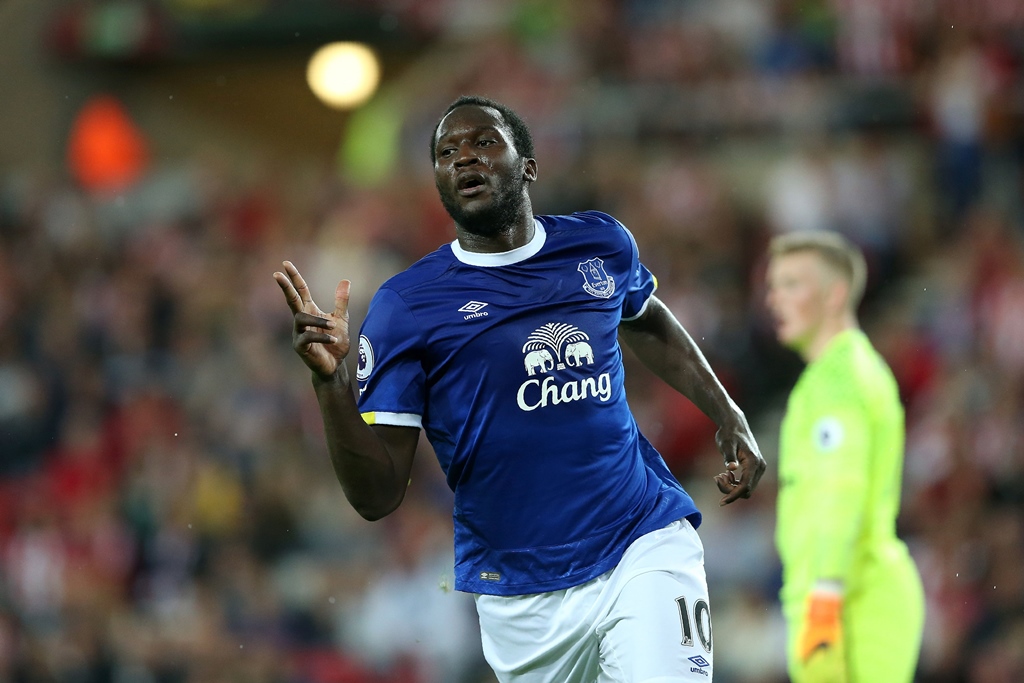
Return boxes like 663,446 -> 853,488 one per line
453,143 -> 479,167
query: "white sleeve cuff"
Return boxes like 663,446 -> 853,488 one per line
813,579 -> 844,596
361,411 -> 422,428
621,294 -> 653,322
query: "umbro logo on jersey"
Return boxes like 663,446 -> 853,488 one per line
688,655 -> 710,676
458,301 -> 489,320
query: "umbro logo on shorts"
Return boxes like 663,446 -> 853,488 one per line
688,655 -> 710,676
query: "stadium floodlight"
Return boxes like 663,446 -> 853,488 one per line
306,41 -> 380,110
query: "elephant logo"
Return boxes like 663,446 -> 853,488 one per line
522,323 -> 593,374
565,341 -> 594,367
524,349 -> 555,376
516,323 -> 611,412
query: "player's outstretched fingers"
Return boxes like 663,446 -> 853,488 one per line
284,261 -> 314,307
334,279 -> 351,319
274,270 -> 304,313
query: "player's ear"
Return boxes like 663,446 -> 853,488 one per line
523,157 -> 537,183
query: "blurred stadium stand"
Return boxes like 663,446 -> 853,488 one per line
0,0 -> 1022,681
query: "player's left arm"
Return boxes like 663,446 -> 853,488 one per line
804,400 -> 871,581
619,296 -> 766,504
795,399 -> 871,677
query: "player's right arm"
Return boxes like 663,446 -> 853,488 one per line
273,261 -> 418,521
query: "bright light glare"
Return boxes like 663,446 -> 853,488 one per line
307,42 -> 381,110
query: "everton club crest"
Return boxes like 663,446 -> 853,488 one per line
578,258 -> 616,299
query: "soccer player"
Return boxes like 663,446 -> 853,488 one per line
274,95 -> 766,683
765,231 -> 925,683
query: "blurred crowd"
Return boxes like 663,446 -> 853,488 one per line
2,0 -> 1023,681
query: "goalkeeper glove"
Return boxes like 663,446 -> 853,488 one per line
797,587 -> 847,683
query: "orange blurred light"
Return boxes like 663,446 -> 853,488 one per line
67,95 -> 149,194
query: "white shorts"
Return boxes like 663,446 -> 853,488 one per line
474,518 -> 713,683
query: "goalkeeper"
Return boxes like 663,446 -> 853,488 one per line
765,231 -> 925,683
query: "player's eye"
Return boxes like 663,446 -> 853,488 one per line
439,147 -> 456,158
479,139 -> 496,147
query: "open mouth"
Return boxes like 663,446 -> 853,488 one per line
457,173 -> 486,196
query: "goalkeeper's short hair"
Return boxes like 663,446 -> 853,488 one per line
771,231 -> 868,311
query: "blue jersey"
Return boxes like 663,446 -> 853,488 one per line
355,211 -> 701,595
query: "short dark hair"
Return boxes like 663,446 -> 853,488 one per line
430,95 -> 535,163
770,231 -> 868,310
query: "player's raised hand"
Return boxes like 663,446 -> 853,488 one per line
713,424 -> 766,506
273,261 -> 351,380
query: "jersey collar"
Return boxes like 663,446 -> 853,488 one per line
450,219 -> 546,267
